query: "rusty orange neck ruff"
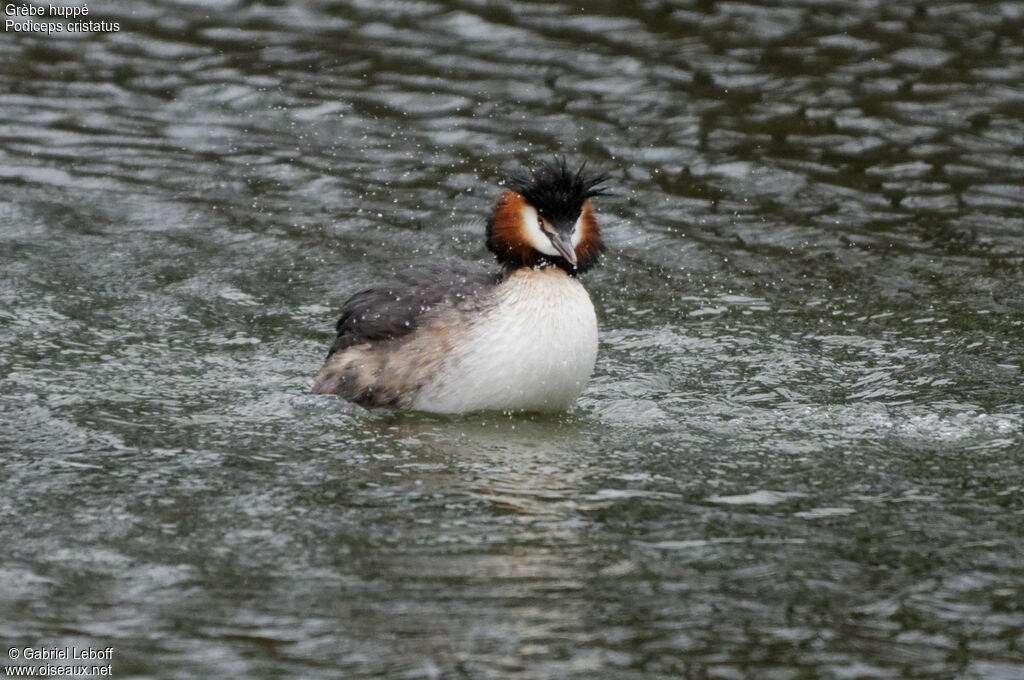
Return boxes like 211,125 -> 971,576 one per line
485,190 -> 603,275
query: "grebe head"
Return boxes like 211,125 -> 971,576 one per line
486,158 -> 609,275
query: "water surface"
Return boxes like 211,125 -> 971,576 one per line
1,1 -> 1023,678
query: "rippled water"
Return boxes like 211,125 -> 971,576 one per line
2,1 -> 1023,678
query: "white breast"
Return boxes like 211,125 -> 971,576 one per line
412,267 -> 598,413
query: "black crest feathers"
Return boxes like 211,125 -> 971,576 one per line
504,157 -> 609,226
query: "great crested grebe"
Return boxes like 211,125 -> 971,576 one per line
312,158 -> 610,413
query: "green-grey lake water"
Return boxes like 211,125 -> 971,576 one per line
1,1 -> 1023,678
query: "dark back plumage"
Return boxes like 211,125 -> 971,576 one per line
504,157 -> 609,228
326,261 -> 500,357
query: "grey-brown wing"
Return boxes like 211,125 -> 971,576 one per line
326,260 -> 501,357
